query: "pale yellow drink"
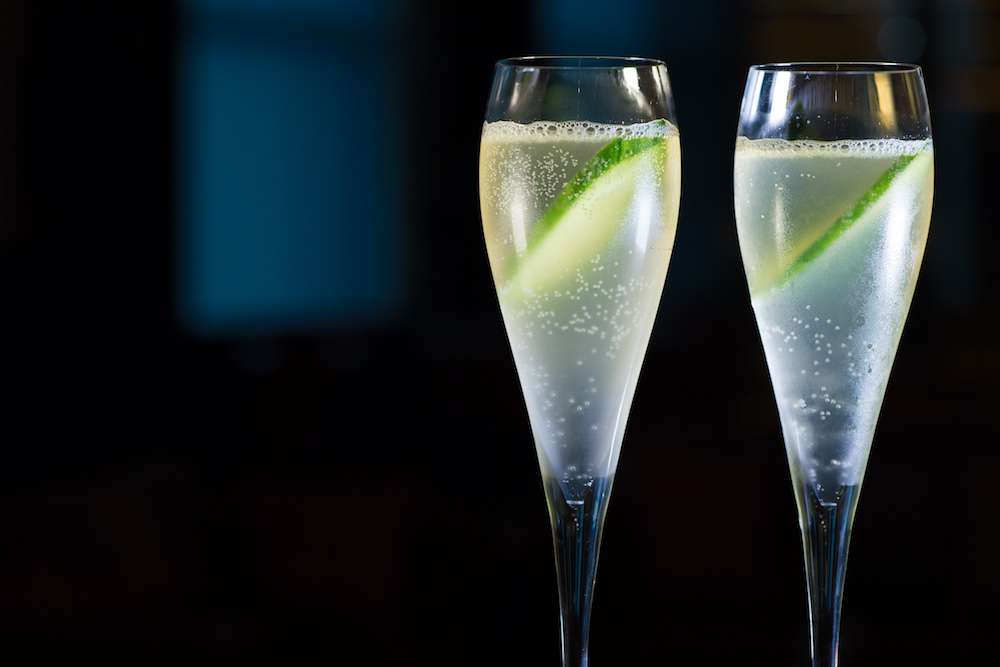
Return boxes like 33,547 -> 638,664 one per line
480,120 -> 680,485
735,137 -> 933,501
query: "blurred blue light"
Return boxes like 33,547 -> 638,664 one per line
177,0 -> 400,335
536,0 -> 656,53
192,0 -> 386,24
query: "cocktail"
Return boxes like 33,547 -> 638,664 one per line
480,57 -> 681,667
735,63 -> 933,666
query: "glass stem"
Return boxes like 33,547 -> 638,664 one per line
797,483 -> 861,667
543,474 -> 613,667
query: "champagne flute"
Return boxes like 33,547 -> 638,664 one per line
479,56 -> 681,667
735,63 -> 933,667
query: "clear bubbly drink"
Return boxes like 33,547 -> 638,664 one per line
480,120 -> 681,489
735,137 -> 933,502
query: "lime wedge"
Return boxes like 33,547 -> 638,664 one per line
758,146 -> 933,295
505,127 -> 668,296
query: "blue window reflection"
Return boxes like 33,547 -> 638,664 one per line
177,0 -> 400,334
536,0 -> 657,53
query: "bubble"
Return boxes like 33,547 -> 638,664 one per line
481,118 -> 677,142
736,136 -> 927,158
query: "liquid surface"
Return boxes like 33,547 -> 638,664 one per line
735,137 -> 933,500
480,120 -> 681,483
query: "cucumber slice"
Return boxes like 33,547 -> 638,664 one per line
505,130 -> 667,297
758,146 -> 933,295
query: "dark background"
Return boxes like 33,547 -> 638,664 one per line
2,0 -> 997,662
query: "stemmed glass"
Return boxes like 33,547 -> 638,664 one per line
479,57 -> 681,666
734,63 -> 933,666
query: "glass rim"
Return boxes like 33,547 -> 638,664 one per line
750,62 -> 921,75
496,55 -> 667,70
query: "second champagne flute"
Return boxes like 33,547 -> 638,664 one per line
735,63 -> 933,667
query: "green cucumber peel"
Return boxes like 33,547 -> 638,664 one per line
762,144 -> 931,294
507,120 -> 668,284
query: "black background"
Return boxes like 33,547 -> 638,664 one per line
2,1 -> 999,663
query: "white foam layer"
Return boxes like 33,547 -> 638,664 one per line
736,136 -> 932,158
482,118 -> 678,142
